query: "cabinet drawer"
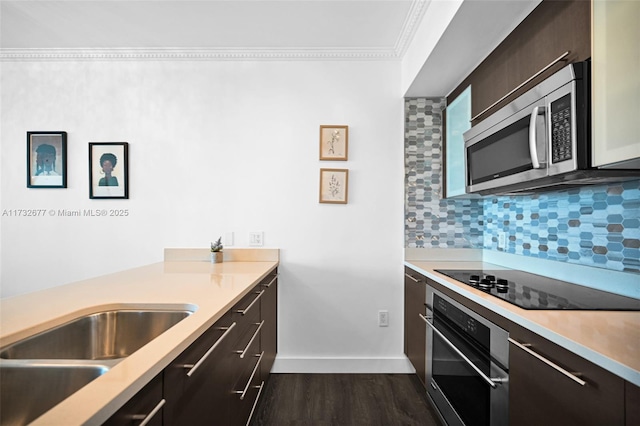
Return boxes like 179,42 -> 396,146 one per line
230,309 -> 263,370
165,311 -> 235,386
404,267 -> 427,385
260,273 -> 278,380
163,311 -> 236,424
232,286 -> 264,325
230,336 -> 264,426
104,373 -> 164,426
509,327 -> 624,426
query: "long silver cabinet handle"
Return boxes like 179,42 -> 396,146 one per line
236,320 -> 265,359
404,273 -> 420,283
471,50 -> 570,122
132,398 -> 166,426
236,290 -> 265,315
235,351 -> 264,400
183,322 -> 237,377
245,381 -> 265,426
420,313 -> 501,389
264,275 -> 278,288
508,337 -> 587,386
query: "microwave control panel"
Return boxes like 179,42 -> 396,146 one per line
550,94 -> 573,163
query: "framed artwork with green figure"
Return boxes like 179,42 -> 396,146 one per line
89,142 -> 129,199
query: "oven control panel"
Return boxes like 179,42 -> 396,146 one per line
434,294 -> 489,351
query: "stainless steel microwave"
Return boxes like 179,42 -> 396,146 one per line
463,61 -> 639,195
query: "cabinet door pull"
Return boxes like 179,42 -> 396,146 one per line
183,322 -> 237,377
235,290 -> 265,315
421,314 -> 502,388
405,273 -> 420,283
508,337 -> 586,386
246,381 -> 265,426
131,398 -> 165,426
234,351 -> 264,400
471,50 -> 570,122
264,274 -> 278,288
236,320 -> 264,358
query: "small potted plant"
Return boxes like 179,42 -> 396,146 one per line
210,237 -> 223,263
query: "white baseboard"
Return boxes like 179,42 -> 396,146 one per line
271,356 -> 416,374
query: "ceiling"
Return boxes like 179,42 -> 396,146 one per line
0,0 -> 540,96
0,0 -> 426,57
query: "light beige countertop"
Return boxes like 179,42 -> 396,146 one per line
0,249 -> 279,425
405,260 -> 640,387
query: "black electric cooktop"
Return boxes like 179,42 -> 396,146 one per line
435,268 -> 640,311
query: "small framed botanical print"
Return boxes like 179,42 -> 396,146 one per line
89,142 -> 129,199
319,168 -> 348,204
27,131 -> 67,188
319,125 -> 348,161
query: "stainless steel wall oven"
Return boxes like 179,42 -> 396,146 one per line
423,287 -> 509,426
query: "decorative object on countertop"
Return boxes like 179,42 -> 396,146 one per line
27,131 -> 68,188
89,142 -> 129,199
319,125 -> 348,161
210,237 -> 223,263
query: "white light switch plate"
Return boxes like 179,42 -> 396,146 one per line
249,231 -> 264,247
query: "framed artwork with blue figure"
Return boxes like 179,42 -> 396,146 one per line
89,142 -> 129,199
27,131 -> 67,188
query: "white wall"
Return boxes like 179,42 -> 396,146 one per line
0,59 -> 407,372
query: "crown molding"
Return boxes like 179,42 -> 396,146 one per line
0,0 -> 428,62
0,47 -> 401,61
394,0 -> 431,57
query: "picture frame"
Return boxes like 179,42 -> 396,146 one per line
27,131 -> 67,188
319,168 -> 349,204
319,125 -> 348,161
89,142 -> 129,199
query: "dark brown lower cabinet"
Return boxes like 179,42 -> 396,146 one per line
163,310 -> 236,425
228,284 -> 266,426
405,268 -> 636,425
103,373 -> 164,426
509,325 -> 625,426
404,267 -> 426,385
230,335 -> 264,426
260,271 -> 278,382
105,268 -> 277,426
626,381 -> 640,426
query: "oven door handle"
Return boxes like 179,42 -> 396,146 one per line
420,313 -> 502,389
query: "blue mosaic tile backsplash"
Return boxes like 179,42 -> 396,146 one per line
483,181 -> 640,273
405,98 -> 484,249
404,97 -> 640,274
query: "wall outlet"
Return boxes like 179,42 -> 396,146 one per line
249,231 -> 264,247
378,310 -> 389,327
498,232 -> 507,250
224,232 -> 234,247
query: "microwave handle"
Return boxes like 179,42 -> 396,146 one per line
529,106 -> 545,169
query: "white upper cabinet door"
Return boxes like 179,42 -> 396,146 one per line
592,0 -> 640,168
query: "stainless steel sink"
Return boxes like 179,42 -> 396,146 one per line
0,362 -> 110,425
0,308 -> 192,360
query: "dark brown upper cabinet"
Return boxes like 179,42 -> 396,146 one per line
447,0 -> 591,126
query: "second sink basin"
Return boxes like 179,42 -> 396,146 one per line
0,308 -> 192,361
0,362 -> 110,425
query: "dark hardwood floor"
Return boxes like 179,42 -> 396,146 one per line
250,374 -> 443,426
